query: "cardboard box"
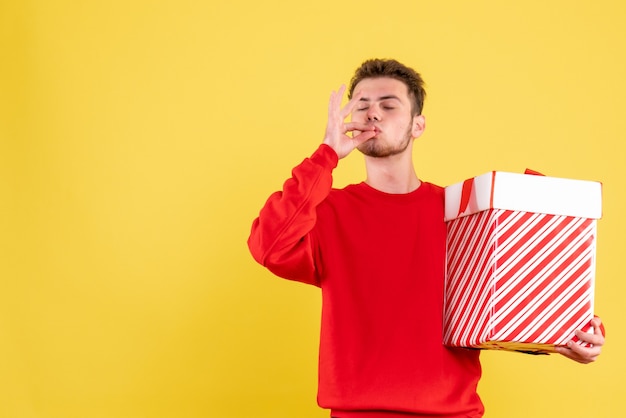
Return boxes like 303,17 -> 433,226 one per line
443,171 -> 602,353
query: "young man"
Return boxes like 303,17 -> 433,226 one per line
248,59 -> 604,417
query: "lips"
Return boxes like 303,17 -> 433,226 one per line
368,125 -> 381,134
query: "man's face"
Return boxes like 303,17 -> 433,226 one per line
351,77 -> 423,158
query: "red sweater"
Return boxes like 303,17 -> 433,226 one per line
248,145 -> 484,417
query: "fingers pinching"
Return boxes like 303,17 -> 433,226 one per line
323,85 -> 374,159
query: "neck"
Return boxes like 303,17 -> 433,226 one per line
363,149 -> 421,194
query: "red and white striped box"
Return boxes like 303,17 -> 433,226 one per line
443,171 -> 602,353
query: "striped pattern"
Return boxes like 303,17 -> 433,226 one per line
444,209 -> 596,352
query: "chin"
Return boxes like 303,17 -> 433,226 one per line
358,146 -> 393,158
358,140 -> 411,159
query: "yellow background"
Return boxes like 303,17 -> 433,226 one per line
2,1 -> 624,417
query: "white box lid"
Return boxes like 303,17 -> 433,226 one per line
444,171 -> 602,221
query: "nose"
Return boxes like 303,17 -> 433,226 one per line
366,105 -> 380,122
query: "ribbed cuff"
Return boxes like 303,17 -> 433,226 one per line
310,144 -> 339,170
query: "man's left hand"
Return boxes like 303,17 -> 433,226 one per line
555,317 -> 605,364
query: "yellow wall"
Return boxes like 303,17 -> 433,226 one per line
2,1 -> 624,417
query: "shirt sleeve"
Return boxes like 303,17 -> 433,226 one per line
247,144 -> 338,286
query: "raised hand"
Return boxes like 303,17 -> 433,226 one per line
322,85 -> 376,159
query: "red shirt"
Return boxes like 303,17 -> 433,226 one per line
248,145 -> 484,417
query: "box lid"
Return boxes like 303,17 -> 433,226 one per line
444,171 -> 602,221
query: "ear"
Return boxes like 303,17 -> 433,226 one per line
411,114 -> 426,139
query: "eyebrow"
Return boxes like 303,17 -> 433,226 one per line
358,95 -> 402,102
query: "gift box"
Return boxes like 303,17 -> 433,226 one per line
443,171 -> 602,353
